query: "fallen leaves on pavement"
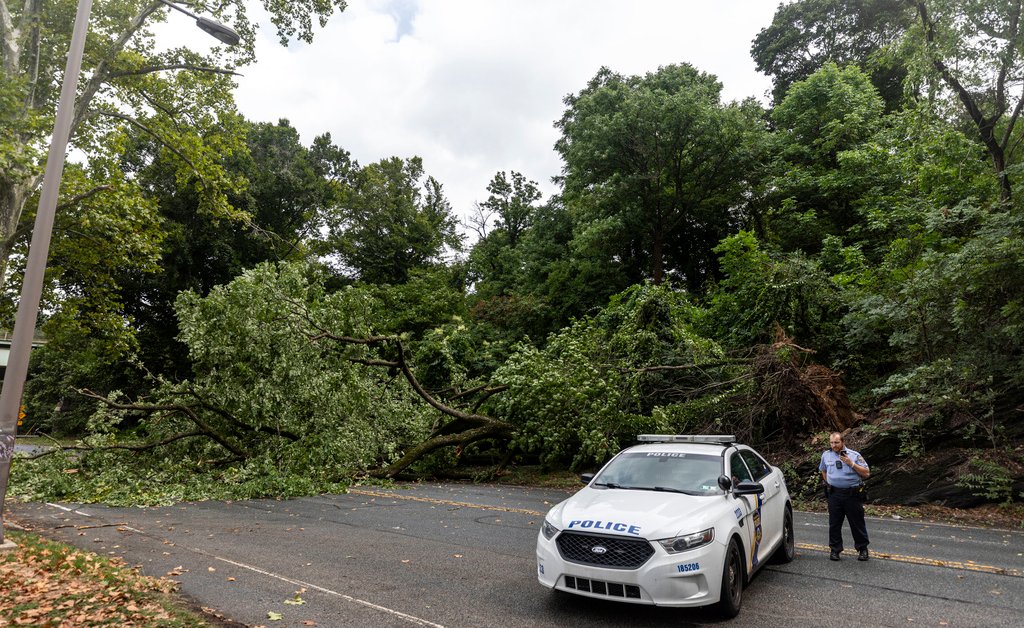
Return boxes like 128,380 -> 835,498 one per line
0,530 -> 213,626
284,588 -> 306,605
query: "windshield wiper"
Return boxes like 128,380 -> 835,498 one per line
593,481 -> 630,489
650,486 -> 702,496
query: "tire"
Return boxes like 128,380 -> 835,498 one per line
771,506 -> 796,564
716,538 -> 744,618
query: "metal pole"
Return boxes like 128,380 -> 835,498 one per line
0,0 -> 94,547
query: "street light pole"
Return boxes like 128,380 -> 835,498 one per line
0,0 -> 94,550
0,0 -> 239,548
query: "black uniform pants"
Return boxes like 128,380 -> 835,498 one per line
827,488 -> 869,552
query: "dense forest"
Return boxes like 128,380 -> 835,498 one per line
4,0 -> 1023,510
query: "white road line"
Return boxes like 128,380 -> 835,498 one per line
39,503 -> 442,626
42,504 -> 141,533
46,502 -> 91,517
212,555 -> 446,628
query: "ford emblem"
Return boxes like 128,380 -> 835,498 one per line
591,545 -> 608,555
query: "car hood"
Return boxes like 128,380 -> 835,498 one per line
549,486 -> 724,541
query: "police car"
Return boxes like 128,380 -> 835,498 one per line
536,435 -> 795,618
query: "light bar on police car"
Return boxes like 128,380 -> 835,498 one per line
637,434 -> 736,444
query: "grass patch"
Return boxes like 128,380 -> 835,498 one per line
0,530 -> 217,626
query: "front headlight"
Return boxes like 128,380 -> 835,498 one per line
658,528 -> 714,553
541,520 -> 559,540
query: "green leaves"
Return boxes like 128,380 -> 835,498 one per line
5,0 -> 345,439
491,283 -> 733,468
851,204 -> 1024,384
466,171 -> 543,302
555,64 -> 768,292
752,0 -> 912,109
703,231 -> 845,357
765,63 -> 887,251
902,0 -> 1024,199
321,156 -> 463,284
261,0 -> 348,45
14,261 -> 434,505
772,62 -> 885,161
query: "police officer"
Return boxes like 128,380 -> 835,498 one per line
819,432 -> 870,561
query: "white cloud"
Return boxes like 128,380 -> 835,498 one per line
193,1 -> 780,223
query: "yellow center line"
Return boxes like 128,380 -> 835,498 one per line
347,488 -> 548,517
349,489 -> 1022,579
796,543 -> 1022,578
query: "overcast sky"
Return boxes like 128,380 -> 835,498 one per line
173,1 -> 781,227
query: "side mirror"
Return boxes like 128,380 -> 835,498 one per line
580,472 -> 595,485
733,480 -> 765,496
717,475 -> 732,492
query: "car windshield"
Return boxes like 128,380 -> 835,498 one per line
593,451 -> 725,495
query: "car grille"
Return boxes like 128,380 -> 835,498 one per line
556,532 -> 654,569
564,575 -> 641,599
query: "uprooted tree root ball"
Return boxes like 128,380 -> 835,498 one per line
750,328 -> 858,442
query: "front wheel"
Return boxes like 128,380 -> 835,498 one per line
771,506 -> 796,564
716,539 -> 744,618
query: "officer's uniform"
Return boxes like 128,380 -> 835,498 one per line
819,448 -> 869,556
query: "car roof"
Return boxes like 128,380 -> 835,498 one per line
621,434 -> 750,454
621,441 -> 741,456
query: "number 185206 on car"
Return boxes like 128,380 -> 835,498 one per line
535,435 -> 795,618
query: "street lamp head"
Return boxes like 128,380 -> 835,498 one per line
156,1 -> 240,47
196,16 -> 240,46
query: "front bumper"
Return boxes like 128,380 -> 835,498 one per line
536,531 -> 726,607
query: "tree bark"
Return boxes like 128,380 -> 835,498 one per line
911,0 -> 1017,202
371,423 -> 515,479
78,389 -> 249,459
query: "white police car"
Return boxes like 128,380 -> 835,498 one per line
536,435 -> 794,618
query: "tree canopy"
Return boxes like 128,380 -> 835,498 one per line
0,0 -> 347,292
751,0 -> 911,109
321,156 -> 462,285
555,64 -> 767,292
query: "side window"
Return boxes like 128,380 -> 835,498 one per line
730,454 -> 753,483
739,450 -> 771,480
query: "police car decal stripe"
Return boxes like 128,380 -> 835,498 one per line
750,494 -> 764,568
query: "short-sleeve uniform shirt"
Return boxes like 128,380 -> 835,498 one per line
819,448 -> 868,488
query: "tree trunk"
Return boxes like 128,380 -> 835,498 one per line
372,423 -> 514,478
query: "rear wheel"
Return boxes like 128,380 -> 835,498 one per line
771,506 -> 796,564
716,539 -> 744,618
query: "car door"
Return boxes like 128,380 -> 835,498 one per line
727,451 -> 764,573
738,448 -> 783,565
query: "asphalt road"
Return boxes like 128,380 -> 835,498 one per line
8,483 -> 1024,627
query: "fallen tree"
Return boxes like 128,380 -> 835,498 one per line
11,264 -> 863,504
